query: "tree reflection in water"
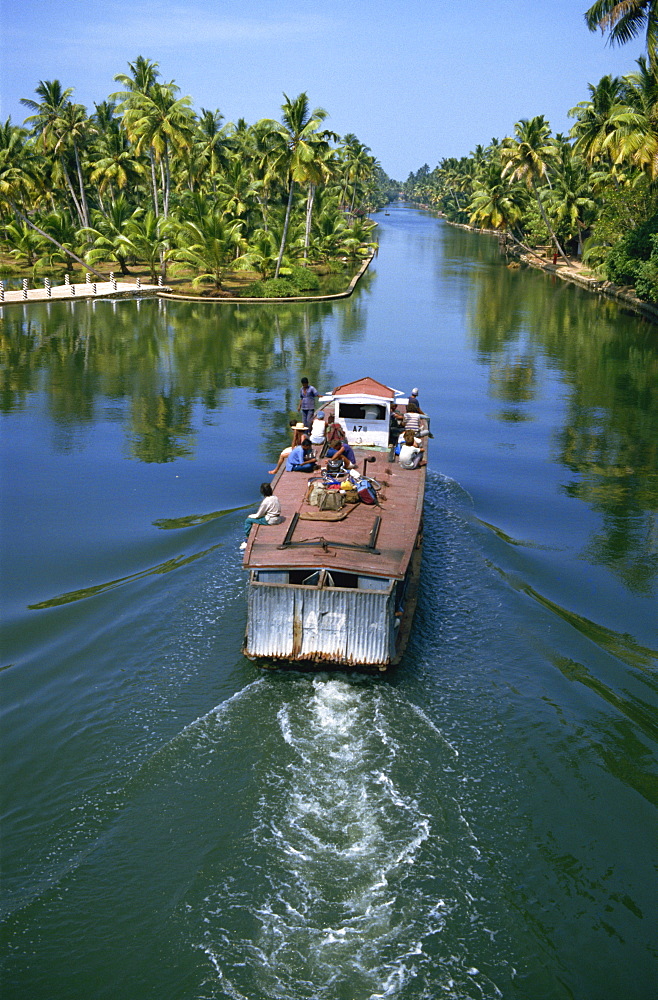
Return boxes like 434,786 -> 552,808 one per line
0,294 -> 366,465
467,257 -> 658,591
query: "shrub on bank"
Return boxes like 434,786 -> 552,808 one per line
633,234 -> 658,303
243,265 -> 321,298
604,214 -> 658,289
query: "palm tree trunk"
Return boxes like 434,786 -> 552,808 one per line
149,148 -> 160,216
508,228 -> 551,264
275,178 -> 295,278
60,156 -> 85,229
341,174 -> 350,213
10,202 -> 106,279
304,183 -> 316,260
163,144 -> 170,219
531,177 -> 569,263
73,141 -> 90,228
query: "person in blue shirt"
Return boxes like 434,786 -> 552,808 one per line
285,438 -> 318,472
298,377 -> 318,430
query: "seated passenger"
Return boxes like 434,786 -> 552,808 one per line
325,416 -> 343,452
269,421 -> 306,475
389,403 -> 404,444
399,430 -> 425,469
402,409 -> 432,438
310,410 -> 326,446
286,438 -> 318,472
240,483 -> 282,550
326,427 -> 356,469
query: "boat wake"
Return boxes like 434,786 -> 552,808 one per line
186,675 -> 510,999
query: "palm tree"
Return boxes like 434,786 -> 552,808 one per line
117,210 -> 170,283
216,158 -> 256,223
501,115 -> 570,262
343,139 -> 376,216
468,158 -> 524,234
259,92 -> 330,277
51,101 -> 95,228
0,115 -> 105,277
245,228 -> 281,278
0,119 -> 39,212
545,140 -> 597,255
35,210 -> 81,272
569,74 -> 626,165
82,195 -> 143,274
186,108 -> 231,194
20,80 -> 87,227
307,205 -> 350,262
302,143 -> 337,259
89,101 -> 146,209
118,81 -> 195,218
2,219 -> 45,268
169,212 -> 247,289
90,128 -> 147,208
609,57 -> 658,178
585,1 -> 658,68
112,57 -> 162,214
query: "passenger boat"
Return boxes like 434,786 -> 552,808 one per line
242,377 -> 427,670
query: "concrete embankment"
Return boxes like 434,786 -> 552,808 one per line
157,252 -> 375,304
0,280 -> 166,306
0,253 -> 374,309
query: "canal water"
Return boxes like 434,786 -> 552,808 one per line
1,204 -> 656,1000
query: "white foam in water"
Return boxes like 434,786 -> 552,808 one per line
189,676 -> 509,999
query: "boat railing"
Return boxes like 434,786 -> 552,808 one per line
277,512 -> 382,553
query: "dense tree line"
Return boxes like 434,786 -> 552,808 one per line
0,57 -> 397,295
403,2 -> 658,303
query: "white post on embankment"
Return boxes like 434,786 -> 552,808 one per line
22,279 -> 28,300
0,281 -> 4,302
45,278 -> 51,297
65,273 -> 70,285
86,272 -> 91,284
136,277 -> 141,289
92,282 -> 97,295
158,275 -> 163,287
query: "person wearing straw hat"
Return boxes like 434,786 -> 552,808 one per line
268,420 -> 307,475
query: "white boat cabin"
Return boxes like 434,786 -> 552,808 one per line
319,376 -> 407,450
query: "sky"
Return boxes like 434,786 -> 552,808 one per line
0,0 -> 645,180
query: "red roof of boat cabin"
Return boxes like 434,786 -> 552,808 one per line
331,377 -> 396,399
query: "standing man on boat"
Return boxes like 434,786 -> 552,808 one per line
298,377 -> 318,430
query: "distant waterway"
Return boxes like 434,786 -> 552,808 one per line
1,204 -> 656,1000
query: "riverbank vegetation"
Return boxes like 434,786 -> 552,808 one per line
0,60 -> 398,295
403,2 -> 658,304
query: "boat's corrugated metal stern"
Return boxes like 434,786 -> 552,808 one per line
246,583 -> 396,666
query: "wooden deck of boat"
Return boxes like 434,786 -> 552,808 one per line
243,446 -> 425,579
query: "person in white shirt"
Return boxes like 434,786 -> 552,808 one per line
310,410 -> 326,446
241,483 -> 282,549
398,430 -> 425,469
